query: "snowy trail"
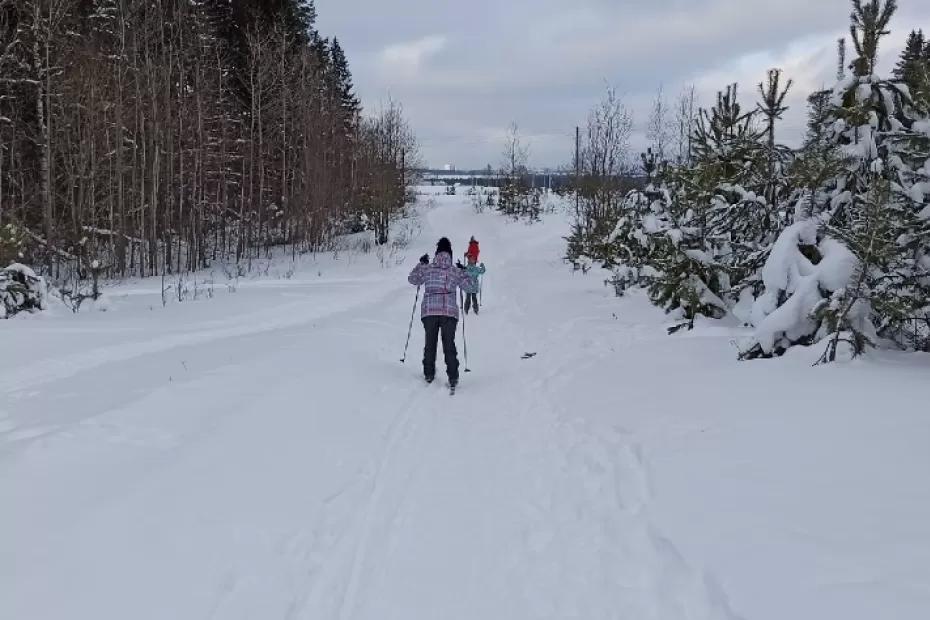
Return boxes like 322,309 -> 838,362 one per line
3,191 -> 929,620
322,202 -> 741,619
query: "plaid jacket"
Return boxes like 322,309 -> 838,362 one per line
408,252 -> 478,319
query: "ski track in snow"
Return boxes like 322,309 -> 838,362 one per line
334,386 -> 427,620
4,190 -> 928,620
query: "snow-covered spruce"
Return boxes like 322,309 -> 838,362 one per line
745,60 -> 930,357
0,263 -> 48,319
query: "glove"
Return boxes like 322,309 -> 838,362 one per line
419,254 -> 429,265
456,260 -> 465,269
479,263 -> 484,269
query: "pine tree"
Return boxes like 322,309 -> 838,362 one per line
791,87 -> 851,224
817,176 -> 899,362
804,89 -> 832,148
291,0 -> 318,44
643,166 -> 732,326
893,30 -> 930,110
638,84 -> 773,327
894,29 -> 925,81
745,0 -> 930,358
584,80 -> 783,329
849,0 -> 897,77
497,122 -> 533,221
329,38 -> 360,133
692,85 -> 771,289
757,68 -> 793,230
598,181 -> 668,280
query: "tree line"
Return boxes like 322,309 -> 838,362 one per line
0,0 -> 417,283
568,0 -> 930,359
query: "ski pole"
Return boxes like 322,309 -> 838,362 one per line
460,290 -> 470,372
400,286 -> 420,363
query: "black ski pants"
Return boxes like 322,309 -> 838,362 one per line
422,315 -> 459,383
464,292 -> 479,314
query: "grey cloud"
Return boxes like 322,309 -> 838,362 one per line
316,0 -> 930,168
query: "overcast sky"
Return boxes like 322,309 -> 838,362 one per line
316,0 -> 929,170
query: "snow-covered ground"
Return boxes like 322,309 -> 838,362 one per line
2,188 -> 929,620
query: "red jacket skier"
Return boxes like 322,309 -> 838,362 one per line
465,237 -> 479,263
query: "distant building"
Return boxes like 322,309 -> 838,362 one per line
417,167 -> 587,191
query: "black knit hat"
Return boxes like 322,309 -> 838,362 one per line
436,237 -> 453,255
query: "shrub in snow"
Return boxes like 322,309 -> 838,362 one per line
0,263 -> 48,319
0,223 -> 25,266
643,207 -> 732,325
603,187 -> 664,273
497,180 -> 541,223
570,255 -> 594,274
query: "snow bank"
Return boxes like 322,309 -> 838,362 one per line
759,221 -> 818,294
816,238 -> 859,290
913,119 -> 930,137
747,223 -> 858,356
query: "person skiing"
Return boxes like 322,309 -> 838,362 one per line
408,237 -> 479,388
465,236 -> 479,263
457,254 -> 485,315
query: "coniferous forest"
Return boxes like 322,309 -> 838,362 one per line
0,0 -> 417,283
568,0 -> 930,359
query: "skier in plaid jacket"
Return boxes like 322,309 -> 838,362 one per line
408,237 -> 478,386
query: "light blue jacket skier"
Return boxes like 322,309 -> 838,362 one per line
460,255 -> 484,314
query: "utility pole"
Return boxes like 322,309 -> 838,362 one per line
575,125 -> 581,213
836,37 -> 846,81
